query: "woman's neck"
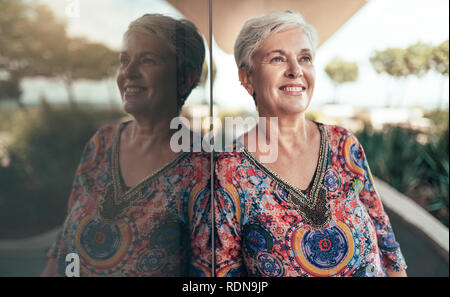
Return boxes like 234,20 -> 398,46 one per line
258,113 -> 314,148
125,115 -> 175,150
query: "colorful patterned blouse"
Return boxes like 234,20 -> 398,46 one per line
46,121 -> 211,276
214,122 -> 407,277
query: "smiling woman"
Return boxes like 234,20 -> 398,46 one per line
40,14 -> 211,277
214,10 -> 408,277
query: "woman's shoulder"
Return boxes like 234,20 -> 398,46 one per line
319,122 -> 353,138
79,121 -> 123,159
95,121 -> 123,138
87,121 -> 126,145
318,122 -> 362,145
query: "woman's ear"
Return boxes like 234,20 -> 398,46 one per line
238,67 -> 254,96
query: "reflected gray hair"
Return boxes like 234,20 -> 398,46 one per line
124,14 -> 205,109
234,10 -> 318,72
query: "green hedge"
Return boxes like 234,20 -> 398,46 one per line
356,118 -> 449,227
0,102 -> 125,238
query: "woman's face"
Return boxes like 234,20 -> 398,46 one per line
240,27 -> 316,117
117,30 -> 177,117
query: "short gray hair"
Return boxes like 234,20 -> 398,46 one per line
234,10 -> 318,72
124,14 -> 205,109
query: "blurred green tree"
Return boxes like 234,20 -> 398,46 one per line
404,42 -> 432,77
370,41 -> 448,107
370,48 -> 408,77
431,40 -> 449,76
402,42 -> 433,105
324,57 -> 359,103
56,37 -> 119,106
0,0 -> 43,108
370,48 -> 408,107
0,0 -> 119,107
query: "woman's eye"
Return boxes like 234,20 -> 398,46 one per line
119,57 -> 129,65
300,56 -> 312,63
271,56 -> 284,63
141,58 -> 155,64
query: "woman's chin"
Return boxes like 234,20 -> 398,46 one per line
122,100 -> 143,115
279,97 -> 311,115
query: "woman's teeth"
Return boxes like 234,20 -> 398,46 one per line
281,87 -> 305,91
125,87 -> 146,93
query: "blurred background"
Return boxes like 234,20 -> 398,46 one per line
0,0 -> 448,276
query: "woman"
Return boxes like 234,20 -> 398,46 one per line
214,10 -> 407,277
41,14 -> 211,276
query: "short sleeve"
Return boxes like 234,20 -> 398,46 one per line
353,134 -> 408,272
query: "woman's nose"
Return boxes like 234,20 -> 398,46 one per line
123,60 -> 141,79
285,61 -> 303,78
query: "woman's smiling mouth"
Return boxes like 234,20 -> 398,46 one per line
279,84 -> 306,96
124,86 -> 148,97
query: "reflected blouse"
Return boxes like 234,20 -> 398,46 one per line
47,121 -> 211,276
214,123 -> 407,277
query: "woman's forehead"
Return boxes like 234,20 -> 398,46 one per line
121,30 -> 174,55
258,27 -> 313,55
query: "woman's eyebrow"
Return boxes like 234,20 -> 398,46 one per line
264,49 -> 286,58
299,48 -> 312,54
263,48 -> 312,58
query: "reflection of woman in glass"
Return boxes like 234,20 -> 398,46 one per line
215,11 -> 407,277
42,14 -> 211,276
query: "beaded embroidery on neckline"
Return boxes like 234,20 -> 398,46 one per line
241,123 -> 331,229
98,121 -> 187,222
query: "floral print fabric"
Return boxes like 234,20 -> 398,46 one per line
214,123 -> 407,277
46,122 -> 211,276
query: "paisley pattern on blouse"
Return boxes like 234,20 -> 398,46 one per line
214,123 -> 407,277
46,122 -> 211,276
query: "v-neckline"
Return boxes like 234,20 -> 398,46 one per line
98,121 -> 188,222
240,122 -> 331,228
112,121 -> 188,196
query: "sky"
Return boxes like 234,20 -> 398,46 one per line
20,0 -> 449,110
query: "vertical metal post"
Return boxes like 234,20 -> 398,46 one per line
209,0 -> 215,278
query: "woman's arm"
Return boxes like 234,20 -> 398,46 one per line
349,134 -> 408,275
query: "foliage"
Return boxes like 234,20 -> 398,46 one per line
324,57 -> 359,103
430,40 -> 449,76
424,109 -> 449,131
356,118 -> 449,227
370,41 -> 448,107
0,103 -> 125,238
370,48 -> 408,77
404,42 -> 432,77
325,58 -> 359,84
370,41 -> 448,78
0,0 -> 119,106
